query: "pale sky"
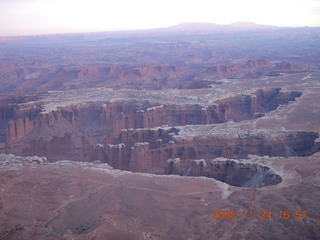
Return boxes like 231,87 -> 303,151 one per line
0,0 -> 319,36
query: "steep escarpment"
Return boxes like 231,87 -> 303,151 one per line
127,130 -> 319,174
3,89 -> 301,151
207,160 -> 282,188
2,87 -> 317,174
173,158 -> 282,188
0,95 -> 41,120
0,95 -> 41,143
5,88 -> 298,142
208,88 -> 301,122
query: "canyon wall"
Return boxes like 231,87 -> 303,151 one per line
5,88 -> 300,143
0,95 -> 41,144
3,88 -> 317,172
206,160 -> 282,188
137,131 -> 320,174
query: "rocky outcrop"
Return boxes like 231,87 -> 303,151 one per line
189,159 -> 206,176
129,142 -> 151,172
207,88 -> 301,122
0,95 -> 41,144
266,61 -> 305,76
0,95 -> 41,120
206,64 -> 241,74
150,156 -> 284,188
166,158 -> 181,175
163,157 -> 283,188
22,133 -> 76,161
7,118 -> 34,140
106,143 -> 126,169
246,59 -> 268,68
207,160 -> 282,188
115,127 -> 177,148
275,61 -> 300,71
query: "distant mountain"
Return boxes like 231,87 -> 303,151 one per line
0,22 -> 318,43
164,22 -> 278,32
164,22 -> 224,31
227,22 -> 277,29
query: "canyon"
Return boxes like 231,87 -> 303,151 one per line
0,25 -> 320,240
2,88 -> 317,177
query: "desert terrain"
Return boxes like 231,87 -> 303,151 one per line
0,23 -> 320,239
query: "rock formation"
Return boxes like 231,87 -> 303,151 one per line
207,159 -> 282,188
2,88 -> 317,173
189,159 -> 206,176
166,158 -> 181,175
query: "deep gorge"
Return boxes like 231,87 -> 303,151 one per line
1,88 -> 318,188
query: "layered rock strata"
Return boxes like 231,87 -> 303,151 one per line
208,160 -> 282,188
2,88 -> 318,177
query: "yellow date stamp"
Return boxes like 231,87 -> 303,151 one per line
211,210 -> 308,220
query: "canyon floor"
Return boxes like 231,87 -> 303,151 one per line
0,25 -> 320,239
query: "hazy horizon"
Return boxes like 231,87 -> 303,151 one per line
1,21 -> 316,38
1,0 -> 320,36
